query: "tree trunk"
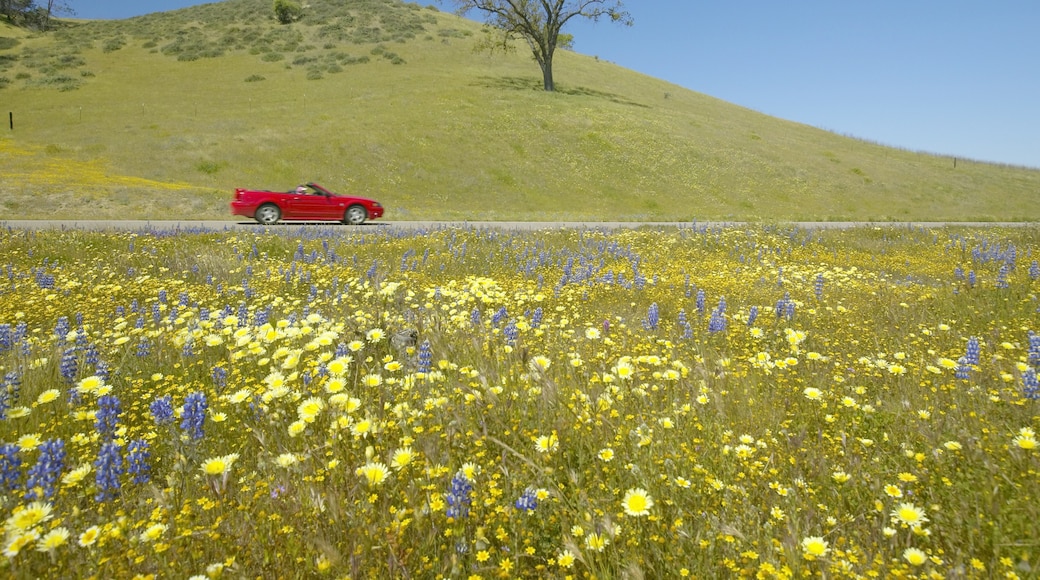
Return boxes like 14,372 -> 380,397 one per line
541,58 -> 555,92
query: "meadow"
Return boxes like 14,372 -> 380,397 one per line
0,223 -> 1037,578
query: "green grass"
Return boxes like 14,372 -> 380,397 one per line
0,0 -> 1038,221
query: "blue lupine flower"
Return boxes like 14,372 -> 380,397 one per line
59,347 -> 78,383
150,395 -> 175,425
531,307 -> 543,328
212,366 -> 228,389
682,322 -> 693,339
136,338 -> 151,357
964,337 -> 981,366
633,271 -> 646,290
181,392 -> 208,440
708,309 -> 727,333
95,395 -> 122,440
0,323 -> 11,351
677,309 -> 688,329
0,443 -> 21,490
996,264 -> 1010,289
515,487 -> 538,512
446,470 -> 473,519
955,358 -> 972,380
35,270 -> 55,289
492,307 -> 508,326
776,293 -> 795,320
96,360 -> 110,382
237,302 -> 249,327
126,440 -> 151,484
94,442 -> 124,502
1028,331 -> 1040,366
747,305 -> 759,327
254,306 -> 270,326
695,290 -> 706,315
1021,369 -> 1039,400
954,266 -> 964,280
25,439 -> 64,500
470,308 -> 481,327
968,270 -> 976,288
417,340 -> 433,374
54,316 -> 70,341
503,321 -> 519,345
0,373 -> 15,420
85,343 -> 100,368
1030,260 -> 1039,280
643,303 -> 660,331
814,273 -> 825,299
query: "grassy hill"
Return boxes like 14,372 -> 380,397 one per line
1,0 -> 1038,221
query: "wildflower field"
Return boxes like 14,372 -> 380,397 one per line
1,224 -> 1038,579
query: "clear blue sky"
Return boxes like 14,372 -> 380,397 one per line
70,0 -> 1040,168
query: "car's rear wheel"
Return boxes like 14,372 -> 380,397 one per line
255,204 -> 281,225
344,205 -> 367,225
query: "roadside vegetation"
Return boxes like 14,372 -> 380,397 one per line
0,0 -> 1037,221
0,223 -> 1038,577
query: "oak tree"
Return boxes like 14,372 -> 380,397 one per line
444,0 -> 631,92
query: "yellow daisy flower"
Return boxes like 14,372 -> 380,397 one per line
356,462 -> 390,487
621,488 -> 654,517
801,536 -> 829,560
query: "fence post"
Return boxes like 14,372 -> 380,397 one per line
8,112 -> 11,130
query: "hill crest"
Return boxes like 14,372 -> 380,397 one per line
1,0 -> 1037,221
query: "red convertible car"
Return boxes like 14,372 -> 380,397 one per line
230,183 -> 384,225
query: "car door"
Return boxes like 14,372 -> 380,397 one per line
314,194 -> 349,220
287,193 -> 334,220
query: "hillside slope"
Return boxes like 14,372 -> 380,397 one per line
1,0 -> 1038,221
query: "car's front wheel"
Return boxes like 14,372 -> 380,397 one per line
343,205 -> 367,225
255,203 -> 281,225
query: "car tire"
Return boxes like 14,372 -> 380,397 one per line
344,205 -> 367,225
255,204 -> 281,225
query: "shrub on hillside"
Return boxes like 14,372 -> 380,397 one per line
102,37 -> 126,53
273,0 -> 303,24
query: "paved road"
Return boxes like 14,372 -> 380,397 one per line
2,220 -> 1035,232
